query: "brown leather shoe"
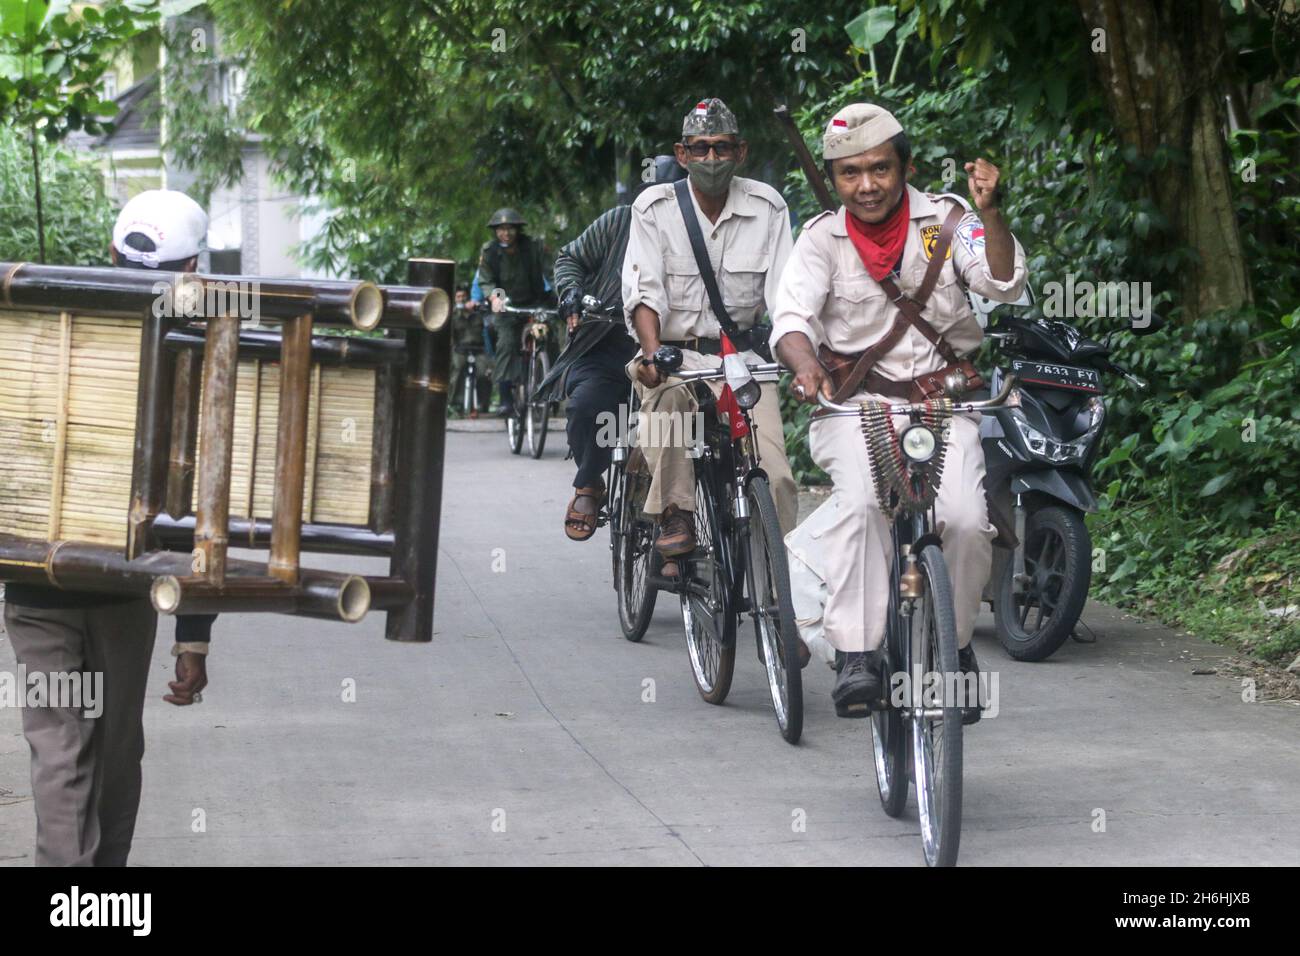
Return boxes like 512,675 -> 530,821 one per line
655,504 -> 697,557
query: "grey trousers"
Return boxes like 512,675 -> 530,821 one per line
3,599 -> 157,866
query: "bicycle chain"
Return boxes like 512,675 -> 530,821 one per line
857,398 -> 954,519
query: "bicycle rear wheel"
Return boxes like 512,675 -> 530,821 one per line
681,470 -> 734,705
745,476 -> 802,744
527,351 -> 549,459
612,455 -> 658,642
910,543 -> 963,867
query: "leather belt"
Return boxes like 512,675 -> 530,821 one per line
662,329 -> 755,355
860,370 -> 914,401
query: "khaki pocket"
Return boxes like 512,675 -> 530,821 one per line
665,254 -> 704,312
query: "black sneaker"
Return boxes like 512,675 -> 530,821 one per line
957,644 -> 983,725
832,649 -> 884,718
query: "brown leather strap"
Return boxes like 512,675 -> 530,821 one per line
826,203 -> 966,404
825,315 -> 908,404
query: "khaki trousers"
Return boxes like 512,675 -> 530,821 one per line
626,350 -> 798,535
808,400 -> 994,652
3,599 -> 157,866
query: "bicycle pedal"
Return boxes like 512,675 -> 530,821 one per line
834,700 -> 872,719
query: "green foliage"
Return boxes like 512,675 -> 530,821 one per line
0,122 -> 116,263
156,10 -> 246,205
0,0 -> 154,139
201,0 -> 865,279
0,0 -> 157,259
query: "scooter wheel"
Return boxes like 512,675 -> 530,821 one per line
994,505 -> 1091,661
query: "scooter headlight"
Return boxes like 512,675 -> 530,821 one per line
1010,409 -> 1087,464
900,424 -> 937,462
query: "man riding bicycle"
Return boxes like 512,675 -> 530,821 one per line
539,156 -> 688,541
474,207 -> 556,416
622,97 -> 798,561
451,284 -> 493,418
771,104 -> 1028,719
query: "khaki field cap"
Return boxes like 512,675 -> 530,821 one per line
822,103 -> 904,160
682,97 -> 739,139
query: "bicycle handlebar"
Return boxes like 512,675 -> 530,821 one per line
665,361 -> 783,382
813,374 -> 1021,416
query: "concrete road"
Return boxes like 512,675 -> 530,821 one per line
2,430 -> 1297,865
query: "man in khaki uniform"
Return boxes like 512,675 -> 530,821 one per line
622,97 -> 797,557
771,104 -> 1027,717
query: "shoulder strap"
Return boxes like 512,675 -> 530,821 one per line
828,204 -> 965,402
672,179 -> 739,337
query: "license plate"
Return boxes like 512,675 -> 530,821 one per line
1010,359 -> 1103,394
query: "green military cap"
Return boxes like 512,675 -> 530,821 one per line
682,97 -> 739,139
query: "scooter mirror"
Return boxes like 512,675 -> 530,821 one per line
1129,313 -> 1166,336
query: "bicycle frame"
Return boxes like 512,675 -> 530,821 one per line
657,364 -> 783,645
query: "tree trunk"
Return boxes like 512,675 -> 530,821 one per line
29,127 -> 46,265
1075,0 -> 1252,319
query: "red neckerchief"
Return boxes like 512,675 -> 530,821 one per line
844,191 -> 910,282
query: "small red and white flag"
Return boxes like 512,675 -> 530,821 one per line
716,332 -> 751,440
831,118 -> 848,128
694,101 -> 710,115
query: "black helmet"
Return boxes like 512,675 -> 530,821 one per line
652,154 -> 687,185
487,207 -> 526,229
632,155 -> 688,201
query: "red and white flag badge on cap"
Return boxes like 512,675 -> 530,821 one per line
694,101 -> 710,115
717,333 -> 751,440
831,118 -> 848,128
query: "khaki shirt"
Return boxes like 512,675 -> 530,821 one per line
769,184 -> 1027,381
622,176 -> 793,343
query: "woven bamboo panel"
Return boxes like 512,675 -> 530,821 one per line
0,312 -> 140,547
194,358 -> 374,524
1,310 -> 377,550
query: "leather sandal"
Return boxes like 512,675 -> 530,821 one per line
564,484 -> 605,541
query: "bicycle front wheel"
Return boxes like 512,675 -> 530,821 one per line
526,352 -> 549,459
910,543 -> 963,867
872,560 -> 908,817
505,370 -> 526,454
745,476 -> 802,744
681,470 -> 734,705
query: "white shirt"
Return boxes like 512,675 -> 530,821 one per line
622,176 -> 793,343
769,184 -> 1028,381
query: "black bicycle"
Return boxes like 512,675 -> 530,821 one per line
815,376 -> 1018,865
647,346 -> 803,744
494,296 -> 557,459
605,378 -> 662,643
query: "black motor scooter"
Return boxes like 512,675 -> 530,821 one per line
974,292 -> 1159,660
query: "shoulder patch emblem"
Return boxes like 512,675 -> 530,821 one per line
956,220 -> 987,256
920,223 -> 953,261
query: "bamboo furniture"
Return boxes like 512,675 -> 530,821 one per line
0,259 -> 452,641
